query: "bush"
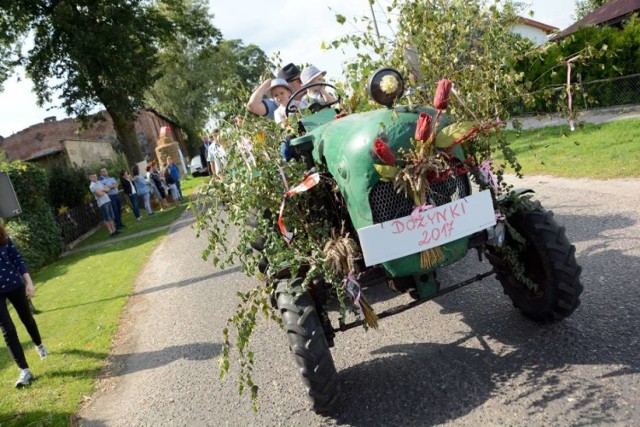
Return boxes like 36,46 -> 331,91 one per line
48,163 -> 91,212
0,161 -> 63,270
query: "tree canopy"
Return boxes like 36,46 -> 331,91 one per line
1,0 -> 220,165
147,38 -> 269,155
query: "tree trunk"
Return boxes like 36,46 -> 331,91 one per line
109,108 -> 143,167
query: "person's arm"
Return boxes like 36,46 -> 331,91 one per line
246,79 -> 272,116
318,86 -> 337,104
94,187 -> 107,197
23,273 -> 35,298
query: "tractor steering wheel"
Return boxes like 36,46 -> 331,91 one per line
285,82 -> 341,115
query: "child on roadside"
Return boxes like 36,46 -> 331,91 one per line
0,222 -> 49,388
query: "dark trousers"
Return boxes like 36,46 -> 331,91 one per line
175,180 -> 183,199
109,194 -> 123,228
128,193 -> 141,219
0,286 -> 42,370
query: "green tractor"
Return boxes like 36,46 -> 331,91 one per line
258,68 -> 583,413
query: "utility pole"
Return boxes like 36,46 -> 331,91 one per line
368,1 -> 381,42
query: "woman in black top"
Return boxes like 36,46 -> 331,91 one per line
0,223 -> 49,388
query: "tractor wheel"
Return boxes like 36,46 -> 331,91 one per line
276,278 -> 339,414
487,208 -> 583,323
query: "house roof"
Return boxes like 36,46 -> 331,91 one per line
517,16 -> 559,34
553,0 -> 640,39
25,147 -> 64,161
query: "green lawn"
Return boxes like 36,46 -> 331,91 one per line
0,231 -> 165,425
503,118 -> 640,178
0,174 -> 210,425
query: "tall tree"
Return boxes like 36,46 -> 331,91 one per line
575,0 -> 609,20
2,0 -> 219,165
147,37 -> 269,155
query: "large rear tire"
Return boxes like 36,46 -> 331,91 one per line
276,278 -> 339,413
487,208 -> 583,323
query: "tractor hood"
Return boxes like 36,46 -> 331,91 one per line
294,106 -> 451,231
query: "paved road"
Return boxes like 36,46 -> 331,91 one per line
76,175 -> 640,426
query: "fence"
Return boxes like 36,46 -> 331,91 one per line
56,201 -> 102,245
515,73 -> 640,115
578,73 -> 640,109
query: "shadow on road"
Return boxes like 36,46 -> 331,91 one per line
58,342 -> 222,378
134,266 -> 242,296
328,210 -> 639,426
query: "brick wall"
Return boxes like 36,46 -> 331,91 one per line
0,110 -> 186,164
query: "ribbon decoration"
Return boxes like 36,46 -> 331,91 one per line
478,160 -> 498,191
411,203 -> 434,219
238,136 -> 256,168
277,172 -> 321,244
343,274 -> 364,320
566,55 -> 580,132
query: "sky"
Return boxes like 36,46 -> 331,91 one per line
0,0 -> 577,137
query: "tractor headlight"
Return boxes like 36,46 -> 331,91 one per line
367,68 -> 404,108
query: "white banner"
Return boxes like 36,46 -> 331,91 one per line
357,190 -> 496,266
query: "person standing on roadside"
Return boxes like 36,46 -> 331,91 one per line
132,166 -> 154,217
99,168 -> 125,229
208,129 -> 227,177
0,222 -> 49,388
119,170 -> 142,221
165,156 -> 182,200
199,135 -> 212,177
89,172 -> 118,237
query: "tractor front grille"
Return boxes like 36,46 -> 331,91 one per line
369,175 -> 470,224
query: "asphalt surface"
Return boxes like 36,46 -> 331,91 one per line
76,175 -> 640,426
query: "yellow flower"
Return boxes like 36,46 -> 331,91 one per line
380,75 -> 399,94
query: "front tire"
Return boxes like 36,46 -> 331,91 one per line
487,208 -> 583,323
276,278 -> 339,413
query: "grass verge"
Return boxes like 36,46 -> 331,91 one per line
503,118 -> 640,178
0,176 -> 209,425
0,231 -> 165,425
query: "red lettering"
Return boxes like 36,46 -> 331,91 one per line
406,218 -> 416,231
450,203 -> 461,218
446,221 -> 454,235
461,201 -> 466,215
431,227 -> 441,241
392,220 -> 404,234
419,230 -> 431,246
427,212 -> 437,224
436,210 -> 448,223
417,214 -> 427,229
